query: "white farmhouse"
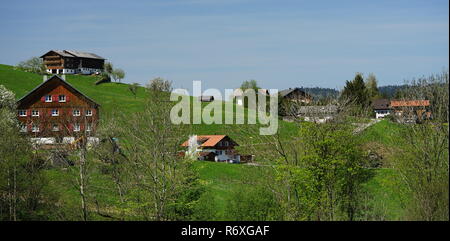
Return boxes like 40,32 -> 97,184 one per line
372,99 -> 392,119
181,135 -> 240,163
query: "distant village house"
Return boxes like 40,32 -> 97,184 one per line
199,95 -> 214,102
41,50 -> 105,75
181,135 -> 241,163
372,99 -> 392,119
278,87 -> 313,104
390,99 -> 431,123
297,105 -> 339,123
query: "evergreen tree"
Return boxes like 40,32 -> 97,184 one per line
340,73 -> 370,108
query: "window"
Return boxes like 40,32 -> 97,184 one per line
52,124 -> 59,131
45,95 -> 52,102
59,95 -> 66,102
86,123 -> 92,132
52,109 -> 59,116
32,110 -> 39,117
20,123 -> 27,132
85,110 -> 92,116
18,110 -> 26,117
224,141 -> 229,146
32,124 -> 39,133
73,123 -> 80,132
73,109 -> 81,116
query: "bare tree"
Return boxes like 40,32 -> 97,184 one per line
128,83 -> 140,98
393,71 -> 449,220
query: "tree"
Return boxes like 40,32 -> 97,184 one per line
0,85 -> 58,220
394,71 -> 449,220
365,73 -> 381,100
128,83 -> 140,98
16,57 -> 46,74
238,79 -> 264,109
240,79 -> 260,91
273,121 -> 369,220
104,62 -> 114,74
147,77 -> 172,92
96,78 -> 202,220
112,68 -> 125,83
340,73 -> 371,116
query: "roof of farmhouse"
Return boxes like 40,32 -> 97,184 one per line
181,135 -> 238,147
41,50 -> 105,60
390,100 -> 430,107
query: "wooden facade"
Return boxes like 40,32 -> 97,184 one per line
41,50 -> 105,75
279,88 -> 313,104
16,75 -> 100,143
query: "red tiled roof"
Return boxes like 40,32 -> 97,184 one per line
181,135 -> 231,147
390,100 -> 430,107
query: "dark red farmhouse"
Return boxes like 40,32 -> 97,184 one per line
16,75 -> 100,145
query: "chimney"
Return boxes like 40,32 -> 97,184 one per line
61,74 -> 66,80
43,75 -> 48,82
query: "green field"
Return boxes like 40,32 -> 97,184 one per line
0,64 -> 406,220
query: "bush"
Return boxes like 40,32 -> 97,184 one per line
225,186 -> 282,221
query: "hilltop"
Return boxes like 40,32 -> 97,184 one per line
0,64 -> 147,115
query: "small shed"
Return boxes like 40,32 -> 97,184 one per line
200,96 -> 214,102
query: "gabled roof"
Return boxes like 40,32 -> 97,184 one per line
278,87 -> 311,98
64,50 -> 105,59
200,96 -> 214,101
181,135 -> 238,147
372,99 -> 391,110
40,50 -> 105,60
390,100 -> 430,107
16,75 -> 100,107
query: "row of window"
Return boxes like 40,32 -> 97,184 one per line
376,110 -> 391,115
217,141 -> 230,147
20,123 -> 93,133
43,94 -> 68,103
18,109 -> 93,117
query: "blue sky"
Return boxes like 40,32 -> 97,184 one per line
0,0 -> 448,93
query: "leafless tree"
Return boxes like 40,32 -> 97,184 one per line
393,70 -> 449,220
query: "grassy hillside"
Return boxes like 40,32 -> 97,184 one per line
357,120 -> 409,220
0,64 -> 147,115
1,64 -> 407,220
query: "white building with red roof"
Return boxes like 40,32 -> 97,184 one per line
181,135 -> 240,163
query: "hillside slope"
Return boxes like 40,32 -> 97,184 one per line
0,64 -> 147,115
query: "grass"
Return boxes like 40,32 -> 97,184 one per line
1,64 -> 409,220
357,119 -> 409,220
357,119 -> 406,146
361,168 -> 407,220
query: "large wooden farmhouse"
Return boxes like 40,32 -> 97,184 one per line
41,50 -> 105,75
16,75 -> 100,145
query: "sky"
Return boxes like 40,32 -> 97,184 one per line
0,0 -> 448,95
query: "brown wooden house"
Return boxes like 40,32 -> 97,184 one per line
278,87 -> 313,104
41,50 -> 105,75
16,75 -> 100,145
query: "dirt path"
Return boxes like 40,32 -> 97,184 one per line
352,119 -> 381,134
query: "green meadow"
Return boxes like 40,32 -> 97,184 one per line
0,64 -> 406,220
